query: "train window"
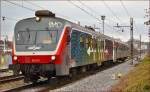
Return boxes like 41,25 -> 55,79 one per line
80,35 -> 84,48
88,38 -> 91,47
80,36 -> 83,43
36,31 -> 57,44
85,37 -> 89,48
16,31 -> 36,45
90,38 -> 92,48
93,38 -> 96,49
85,38 -> 88,44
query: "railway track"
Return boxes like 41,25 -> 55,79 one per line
0,60 -> 129,92
1,78 -> 48,92
2,82 -> 33,92
0,69 -> 9,73
0,74 -> 24,84
9,61 -> 124,92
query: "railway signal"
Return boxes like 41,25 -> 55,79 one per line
114,17 -> 134,65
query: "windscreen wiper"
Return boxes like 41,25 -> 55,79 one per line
27,45 -> 41,50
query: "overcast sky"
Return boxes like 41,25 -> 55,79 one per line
1,0 -> 149,42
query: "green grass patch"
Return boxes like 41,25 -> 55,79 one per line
111,56 -> 150,92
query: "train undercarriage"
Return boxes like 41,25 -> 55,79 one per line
9,57 -> 128,83
9,64 -> 55,82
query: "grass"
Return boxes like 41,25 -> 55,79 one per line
111,56 -> 150,92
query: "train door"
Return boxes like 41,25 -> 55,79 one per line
70,29 -> 92,67
95,38 -> 99,64
89,37 -> 94,64
113,41 -> 117,62
70,29 -> 79,67
103,39 -> 105,61
101,39 -> 104,64
97,39 -> 102,66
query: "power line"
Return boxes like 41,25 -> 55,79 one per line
78,1 -> 127,38
102,1 -> 131,36
102,0 -> 123,24
26,0 -> 113,31
4,0 -> 112,29
68,0 -> 116,33
25,1 -> 78,22
68,0 -> 101,23
120,0 -> 140,35
78,0 -> 118,25
78,0 -> 97,16
25,1 -> 45,10
78,0 -> 119,31
4,0 -> 35,12
4,0 -> 78,22
120,0 -> 130,17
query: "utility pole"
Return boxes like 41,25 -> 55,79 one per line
140,35 -> 141,60
144,0 -> 150,60
148,0 -> 150,57
101,16 -> 106,58
114,17 -> 134,65
130,18 -> 134,65
0,0 -> 1,41
101,15 -> 105,35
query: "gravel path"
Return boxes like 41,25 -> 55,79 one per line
51,58 -> 143,92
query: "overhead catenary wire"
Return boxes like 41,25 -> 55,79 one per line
71,0 -> 117,32
4,0 -> 135,36
120,0 -> 140,36
102,0 -> 126,25
77,0 -> 119,31
68,0 -> 101,23
5,0 -> 112,31
68,0 -> 115,31
78,0 -> 118,25
4,0 -> 78,22
120,0 -> 130,17
101,0 -> 132,38
4,0 -> 35,12
4,0 -> 111,29
25,1 -> 79,22
101,0 -> 129,38
25,1 -> 45,10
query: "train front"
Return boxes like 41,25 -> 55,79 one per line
9,10 -> 69,82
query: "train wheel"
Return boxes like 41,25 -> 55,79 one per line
24,75 -> 30,83
13,70 -> 20,76
81,66 -> 86,73
69,69 -> 76,78
91,64 -> 98,70
30,75 -> 39,83
24,75 -> 39,83
13,64 -> 20,76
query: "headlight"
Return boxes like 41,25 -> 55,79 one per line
13,56 -> 17,60
51,56 -> 56,60
35,17 -> 40,22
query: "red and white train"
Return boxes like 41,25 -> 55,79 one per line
9,10 -> 130,82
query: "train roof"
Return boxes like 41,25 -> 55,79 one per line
61,17 -> 128,46
15,15 -> 128,47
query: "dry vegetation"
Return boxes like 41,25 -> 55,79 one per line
111,56 -> 150,92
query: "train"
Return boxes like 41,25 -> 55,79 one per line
9,10 -> 130,82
